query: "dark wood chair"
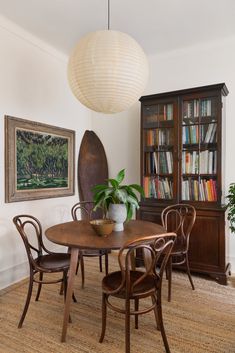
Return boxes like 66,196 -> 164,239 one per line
99,232 -> 176,353
13,214 -> 76,328
71,201 -> 109,288
161,204 -> 196,301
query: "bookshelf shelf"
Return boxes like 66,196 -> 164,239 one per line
145,146 -> 174,152
138,83 -> 230,285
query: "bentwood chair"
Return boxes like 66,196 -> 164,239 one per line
13,215 -> 76,328
99,232 -> 176,353
71,201 -> 109,288
161,204 -> 196,301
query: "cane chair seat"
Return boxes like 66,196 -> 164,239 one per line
171,242 -> 187,254
102,270 -> 156,298
35,253 -> 71,271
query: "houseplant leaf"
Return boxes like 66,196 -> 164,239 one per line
92,169 -> 143,229
116,169 -> 125,184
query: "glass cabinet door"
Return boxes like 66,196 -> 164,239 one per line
181,96 -> 218,202
142,100 -> 177,200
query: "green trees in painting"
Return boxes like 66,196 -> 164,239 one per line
17,130 -> 69,190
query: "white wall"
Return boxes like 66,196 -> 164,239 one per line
0,16 -> 91,289
92,35 -> 235,272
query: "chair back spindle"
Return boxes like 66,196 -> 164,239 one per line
118,233 -> 176,298
13,215 -> 45,269
71,201 -> 103,221
161,204 -> 196,252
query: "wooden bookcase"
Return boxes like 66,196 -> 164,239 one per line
138,83 -> 230,284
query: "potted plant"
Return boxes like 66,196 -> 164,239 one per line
225,183 -> 235,233
92,169 -> 144,231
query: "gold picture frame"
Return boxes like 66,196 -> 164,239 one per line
5,115 -> 75,202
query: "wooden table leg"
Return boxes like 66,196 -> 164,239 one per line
61,247 -> 79,342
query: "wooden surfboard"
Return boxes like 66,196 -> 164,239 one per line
78,130 -> 108,218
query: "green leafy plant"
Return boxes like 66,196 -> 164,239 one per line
225,183 -> 235,233
92,169 -> 145,221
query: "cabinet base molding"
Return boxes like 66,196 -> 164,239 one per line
177,262 -> 231,285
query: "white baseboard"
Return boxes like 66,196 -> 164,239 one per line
0,261 -> 29,291
0,245 -> 67,290
1,249 -> 234,291
228,256 -> 235,275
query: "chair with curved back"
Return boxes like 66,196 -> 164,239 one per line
13,214 -> 75,328
161,204 -> 196,302
99,232 -> 176,353
71,201 -> 109,288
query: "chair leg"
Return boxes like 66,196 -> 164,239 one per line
155,292 -> 171,353
72,291 -> 77,303
63,271 -> 67,302
151,295 -> 159,330
105,251 -> 109,275
35,272 -> 43,301
60,281 -> 77,302
167,257 -> 172,302
99,293 -> 107,343
59,281 -> 64,295
134,298 -> 139,329
186,254 -> 195,290
125,298 -> 131,353
75,258 -> 79,275
99,252 -> 103,272
80,252 -> 85,288
18,272 -> 34,328
165,267 -> 168,280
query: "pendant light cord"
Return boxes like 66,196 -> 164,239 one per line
108,0 -> 110,30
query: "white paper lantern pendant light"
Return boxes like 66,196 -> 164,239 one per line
67,0 -> 149,114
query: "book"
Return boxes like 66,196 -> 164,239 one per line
204,123 -> 215,143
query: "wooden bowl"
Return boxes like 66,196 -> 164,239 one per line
90,219 -> 114,236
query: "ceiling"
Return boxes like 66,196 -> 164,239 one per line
0,0 -> 235,56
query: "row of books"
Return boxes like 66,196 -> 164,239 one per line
182,151 -> 199,174
144,177 -> 173,199
201,122 -> 217,143
182,178 -> 217,201
182,150 -> 217,174
145,128 -> 173,146
182,123 -> 217,144
183,99 -> 212,118
182,125 -> 199,144
164,104 -> 174,120
145,103 -> 174,123
145,151 -> 173,174
199,150 -> 217,174
201,99 -> 212,117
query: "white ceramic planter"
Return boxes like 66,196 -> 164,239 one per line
108,204 -> 127,231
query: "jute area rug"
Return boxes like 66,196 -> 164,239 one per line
0,254 -> 234,353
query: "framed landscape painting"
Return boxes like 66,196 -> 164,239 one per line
5,116 -> 75,202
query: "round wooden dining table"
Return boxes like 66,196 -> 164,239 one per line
45,219 -> 165,342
